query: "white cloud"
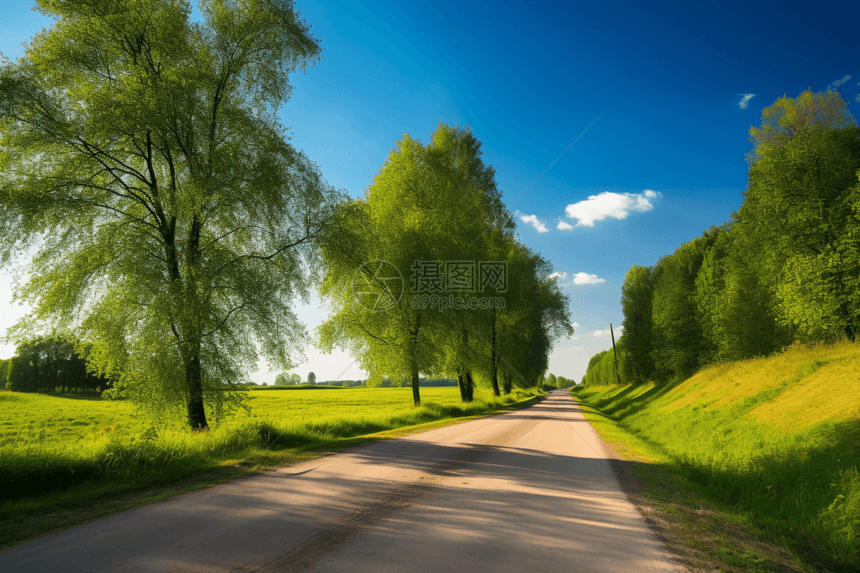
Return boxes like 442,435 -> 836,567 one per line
563,190 -> 661,228
572,322 -> 580,329
738,93 -> 756,109
549,271 -> 567,280
592,325 -> 622,338
828,74 -> 851,90
557,220 -> 574,231
520,214 -> 548,233
572,272 -> 605,285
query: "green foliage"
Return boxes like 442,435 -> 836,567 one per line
746,88 -> 856,167
307,372 -> 316,384
650,234 -> 715,380
694,224 -> 790,362
575,371 -> 860,571
603,89 -> 860,385
619,264 -> 654,382
318,124 -> 571,404
741,125 -> 860,340
5,334 -> 111,393
0,0 -> 341,428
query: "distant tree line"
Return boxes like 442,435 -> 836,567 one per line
4,334 -> 112,393
583,89 -> 860,386
541,373 -> 575,388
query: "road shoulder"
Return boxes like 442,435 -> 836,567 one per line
573,395 -> 809,573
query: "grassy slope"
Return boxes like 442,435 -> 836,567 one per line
574,340 -> 860,572
0,386 -> 542,551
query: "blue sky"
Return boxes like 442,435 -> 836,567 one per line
1,0 -> 859,383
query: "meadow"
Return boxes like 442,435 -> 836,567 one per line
0,386 -> 539,505
573,339 -> 860,572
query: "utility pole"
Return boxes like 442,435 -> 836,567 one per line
609,322 -> 621,385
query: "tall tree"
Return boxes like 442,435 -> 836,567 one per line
619,264 -> 654,382
740,116 -> 860,341
694,223 -> 790,361
650,235 -> 715,380
0,0 -> 340,428
746,88 -> 856,167
318,124 -> 518,405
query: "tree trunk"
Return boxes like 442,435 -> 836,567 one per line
411,366 -> 420,406
457,372 -> 467,401
464,371 -> 474,402
490,310 -> 500,396
185,351 -> 209,430
502,371 -> 512,395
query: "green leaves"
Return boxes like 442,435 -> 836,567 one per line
318,124 -> 571,401
0,0 -> 340,428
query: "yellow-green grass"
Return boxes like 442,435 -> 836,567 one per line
574,340 -> 860,571
0,387 -> 539,503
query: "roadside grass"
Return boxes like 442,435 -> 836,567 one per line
0,386 -> 543,551
573,340 -> 860,572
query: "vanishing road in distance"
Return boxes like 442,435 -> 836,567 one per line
0,389 -> 684,572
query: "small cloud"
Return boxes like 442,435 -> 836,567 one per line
557,220 -> 574,231
520,214 -> 548,233
738,93 -> 756,109
549,271 -> 567,280
827,74 -> 851,90
592,325 -> 622,338
856,93 -> 860,103
572,322 -> 580,329
572,272 -> 605,285
563,190 -> 662,228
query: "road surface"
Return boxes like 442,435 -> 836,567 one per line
0,389 -> 685,572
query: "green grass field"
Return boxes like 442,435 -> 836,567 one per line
573,340 -> 860,572
0,386 -> 539,502
0,385 -> 543,550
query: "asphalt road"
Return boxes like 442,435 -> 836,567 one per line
0,389 -> 686,572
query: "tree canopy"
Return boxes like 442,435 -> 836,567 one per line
318,124 -> 572,403
0,0 -> 341,428
584,88 -> 860,386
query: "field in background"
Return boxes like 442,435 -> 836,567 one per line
573,339 -> 860,571
0,386 -> 539,501
0,385 -> 543,550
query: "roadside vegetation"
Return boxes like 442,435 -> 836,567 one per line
0,385 -> 544,550
577,89 -> 860,571
576,338 -> 860,572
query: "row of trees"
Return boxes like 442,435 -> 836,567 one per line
582,89 -> 860,386
4,335 -> 112,393
318,124 -> 574,406
0,1 -> 572,426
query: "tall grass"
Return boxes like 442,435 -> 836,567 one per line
573,339 -> 860,570
0,387 -> 538,502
